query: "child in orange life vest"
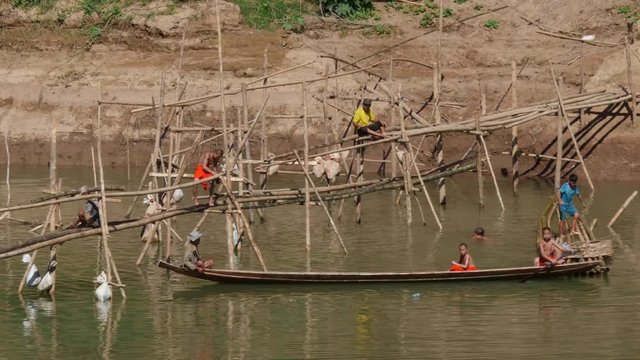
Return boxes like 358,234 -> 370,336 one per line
449,242 -> 477,271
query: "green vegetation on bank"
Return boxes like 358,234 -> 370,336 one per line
230,0 -> 306,32
617,3 -> 640,25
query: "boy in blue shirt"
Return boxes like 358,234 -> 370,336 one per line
556,174 -> 585,236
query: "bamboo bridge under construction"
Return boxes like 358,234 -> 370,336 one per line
0,3 -> 636,297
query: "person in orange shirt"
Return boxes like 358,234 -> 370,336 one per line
449,243 -> 478,271
193,149 -> 223,205
352,99 -> 386,139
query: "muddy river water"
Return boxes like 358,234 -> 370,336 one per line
0,166 -> 639,359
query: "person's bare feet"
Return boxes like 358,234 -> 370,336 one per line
193,196 -> 199,205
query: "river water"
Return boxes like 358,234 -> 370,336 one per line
0,165 -> 639,359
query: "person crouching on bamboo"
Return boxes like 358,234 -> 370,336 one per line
67,186 -> 101,229
353,98 -> 386,139
449,243 -> 477,271
183,230 -> 213,274
193,148 -> 223,206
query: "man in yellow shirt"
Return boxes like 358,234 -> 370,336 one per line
352,99 -> 386,139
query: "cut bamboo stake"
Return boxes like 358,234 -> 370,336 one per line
292,150 -> 348,254
589,218 -> 598,232
625,37 -> 637,126
511,59 -> 520,192
607,190 -> 638,227
214,0 -> 235,269
550,66 -> 595,191
97,82 -> 125,298
479,135 -> 505,211
302,82 -> 311,254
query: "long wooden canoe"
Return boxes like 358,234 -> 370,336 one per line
158,260 -> 600,284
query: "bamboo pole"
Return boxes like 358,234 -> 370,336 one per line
579,42 -> 585,127
258,48 -> 269,222
219,182 -> 268,271
511,60 -> 520,192
433,62 -> 445,205
47,118 -> 59,295
241,83 -> 257,224
355,146 -> 365,224
389,60 -> 398,179
97,82 -> 125,298
399,86 -> 412,223
479,135 -> 505,211
625,37 -> 637,126
124,155 -> 153,218
553,72 -> 564,191
214,0 -> 235,269
292,150 -> 347,254
550,66 -> 595,191
475,115 -> 484,208
302,82 -> 311,255
4,131 -> 10,212
407,144 -> 442,230
607,190 -> 637,227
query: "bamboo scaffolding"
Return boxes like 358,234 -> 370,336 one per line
0,164 -> 475,260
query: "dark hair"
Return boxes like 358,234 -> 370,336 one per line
542,226 -> 552,233
213,149 -> 224,158
459,242 -> 468,249
473,227 -> 485,236
569,174 -> 578,182
362,99 -> 372,106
